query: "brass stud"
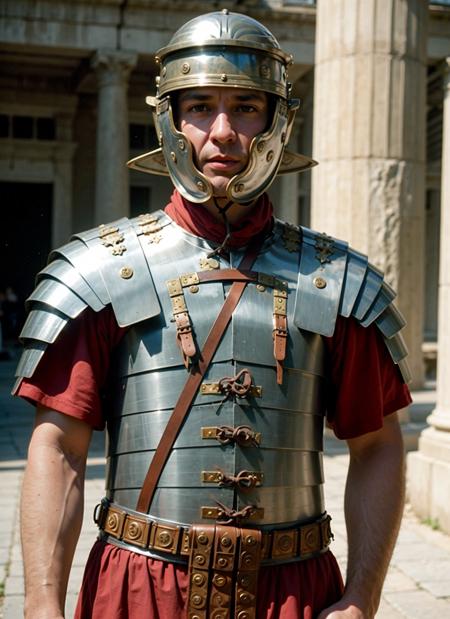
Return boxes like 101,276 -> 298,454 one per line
158,531 -> 172,547
217,557 -> 228,568
256,284 -> 265,292
239,592 -> 251,604
197,532 -> 208,544
220,73 -> 228,82
170,151 -> 177,162
256,141 -> 265,153
191,593 -> 203,607
181,62 -> 190,74
197,180 -> 206,191
178,139 -> 186,151
119,266 -> 133,279
194,554 -> 205,566
213,574 -> 226,587
260,64 -> 270,78
221,535 -> 231,547
313,276 -> 327,289
127,522 -> 141,540
236,183 -> 244,192
192,573 -> 205,586
189,285 -> 199,294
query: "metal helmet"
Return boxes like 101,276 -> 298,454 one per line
128,9 -> 316,204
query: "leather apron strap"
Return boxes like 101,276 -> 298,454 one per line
136,240 -> 263,514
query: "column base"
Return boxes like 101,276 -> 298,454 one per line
407,426 -> 450,534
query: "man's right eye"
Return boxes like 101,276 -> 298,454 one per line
188,104 -> 209,113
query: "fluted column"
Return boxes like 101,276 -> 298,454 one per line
408,59 -> 450,534
311,0 -> 428,388
91,49 -> 137,224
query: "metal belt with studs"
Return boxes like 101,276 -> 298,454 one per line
94,500 -> 333,567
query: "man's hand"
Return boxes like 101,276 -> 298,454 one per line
317,599 -> 367,618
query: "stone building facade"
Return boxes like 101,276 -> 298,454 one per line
1,1 -> 450,530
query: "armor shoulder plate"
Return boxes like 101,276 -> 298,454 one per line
14,214 -> 162,386
293,225 -> 411,383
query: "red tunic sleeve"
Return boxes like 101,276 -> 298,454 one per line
324,316 -> 412,440
16,306 -> 126,430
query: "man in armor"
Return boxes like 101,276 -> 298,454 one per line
16,10 -> 411,619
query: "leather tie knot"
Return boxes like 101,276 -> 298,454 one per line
218,368 -> 254,399
214,501 -> 258,525
216,425 -> 259,447
218,470 -> 260,493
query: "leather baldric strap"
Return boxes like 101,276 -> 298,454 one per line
136,240 -> 264,514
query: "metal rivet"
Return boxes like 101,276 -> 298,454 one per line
217,557 -> 228,567
119,266 -> 133,279
158,531 -> 172,547
181,62 -> 190,74
313,276 -> 327,289
213,574 -> 226,587
260,64 -> 270,78
192,573 -> 205,586
191,593 -> 203,606
245,535 -> 256,546
155,76 -> 160,85
197,180 -> 206,191
197,533 -> 208,544
170,151 -> 177,162
194,554 -> 205,565
236,183 -> 244,192
266,150 -> 274,162
220,73 -> 228,82
221,535 -> 231,547
178,139 -> 185,151
256,284 -> 265,292
281,132 -> 286,143
256,141 -> 265,153
189,285 -> 199,294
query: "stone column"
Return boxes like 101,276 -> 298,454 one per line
408,59 -> 450,534
91,49 -> 137,225
311,0 -> 428,389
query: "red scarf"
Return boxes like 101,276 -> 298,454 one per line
164,190 -> 274,248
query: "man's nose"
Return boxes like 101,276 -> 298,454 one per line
209,112 -> 236,143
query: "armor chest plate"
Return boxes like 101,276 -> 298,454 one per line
106,219 -> 327,527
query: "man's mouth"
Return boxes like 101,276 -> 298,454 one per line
205,156 -> 242,171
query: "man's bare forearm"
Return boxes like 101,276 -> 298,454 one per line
343,414 -> 405,617
21,409 -> 91,619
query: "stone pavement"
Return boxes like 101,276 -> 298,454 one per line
1,349 -> 450,618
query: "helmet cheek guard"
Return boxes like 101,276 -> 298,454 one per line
152,95 -> 213,204
127,10 -> 317,204
227,97 -> 299,203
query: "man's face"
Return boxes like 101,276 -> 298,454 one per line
178,87 -> 268,198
